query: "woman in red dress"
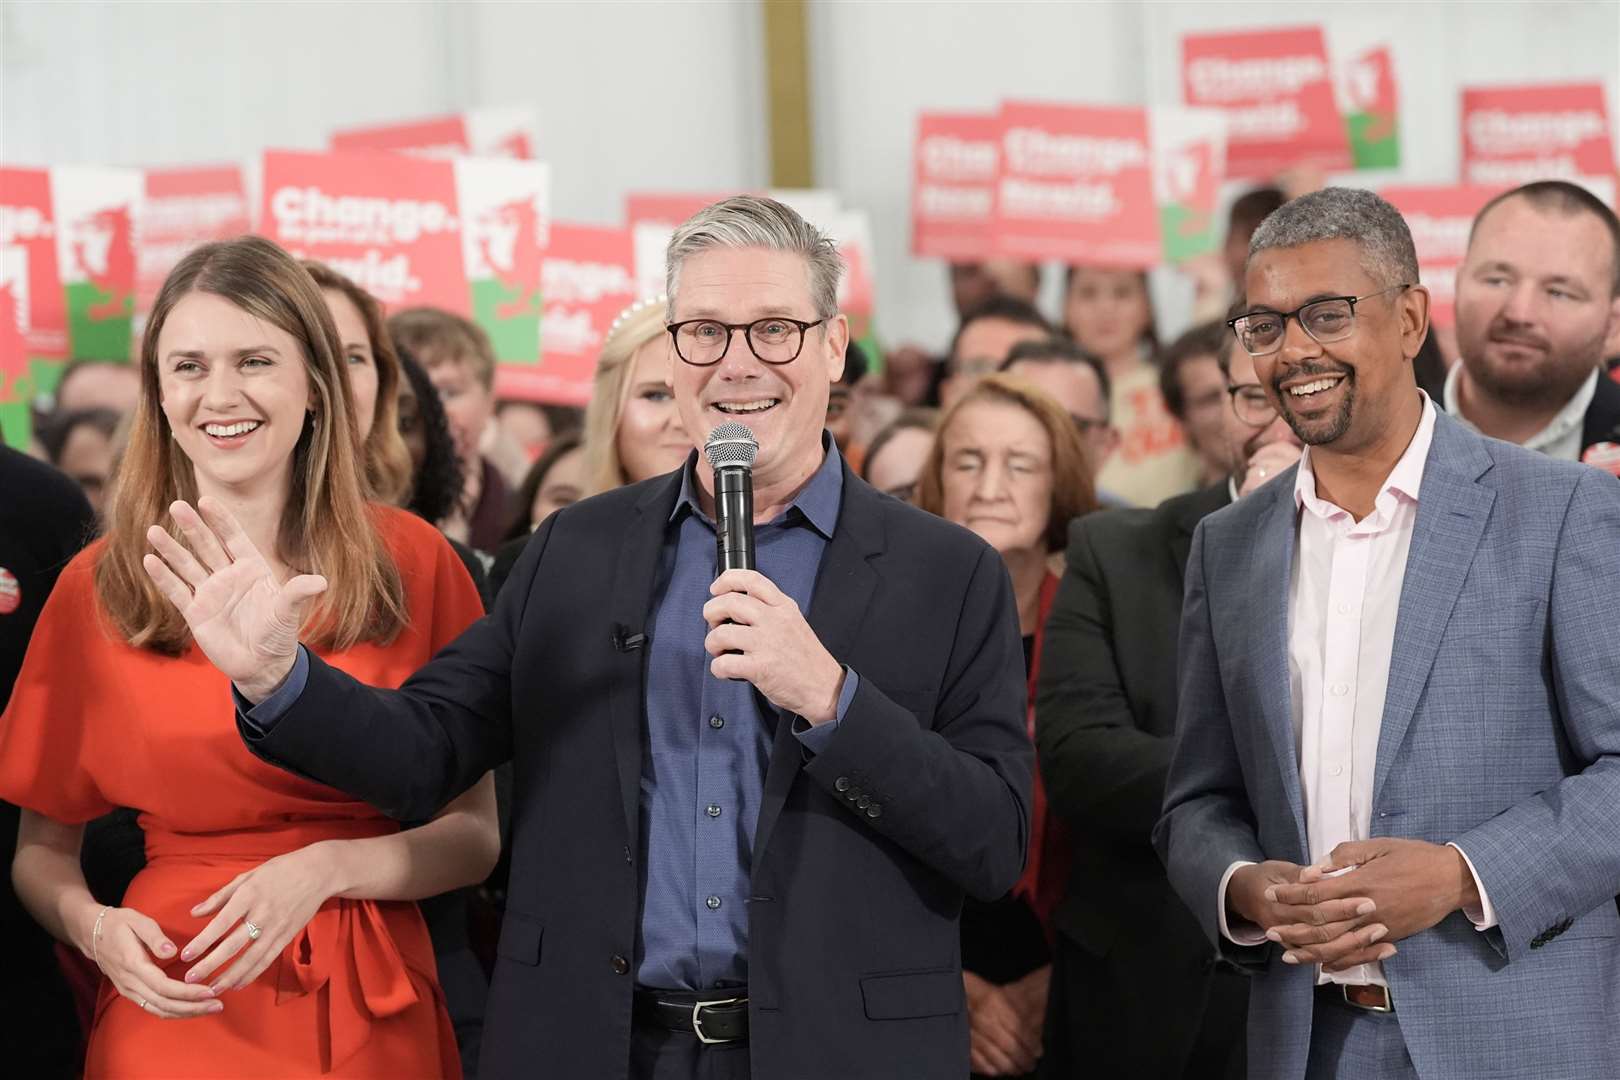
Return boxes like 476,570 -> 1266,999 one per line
1,236 -> 496,1077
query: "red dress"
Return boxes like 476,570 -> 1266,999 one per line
0,507 -> 482,1078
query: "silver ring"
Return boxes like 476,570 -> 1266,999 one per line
244,920 -> 262,941
137,997 -> 149,1011
1257,467 -> 1269,478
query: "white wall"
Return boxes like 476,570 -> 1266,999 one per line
0,0 -> 768,228
5,0 -> 1618,353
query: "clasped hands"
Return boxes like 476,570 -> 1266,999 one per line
702,569 -> 845,726
1227,838 -> 1482,972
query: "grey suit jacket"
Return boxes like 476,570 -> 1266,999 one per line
1154,411 -> 1620,1080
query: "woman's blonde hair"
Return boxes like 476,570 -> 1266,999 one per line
580,295 -> 673,495
914,373 -> 1098,553
96,236 -> 406,655
300,259 -> 412,505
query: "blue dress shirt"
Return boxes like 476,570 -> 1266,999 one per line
239,437 -> 858,993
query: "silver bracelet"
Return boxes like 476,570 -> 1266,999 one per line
90,904 -> 113,966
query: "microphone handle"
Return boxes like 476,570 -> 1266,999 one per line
714,465 -> 755,573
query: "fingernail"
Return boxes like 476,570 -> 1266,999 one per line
210,983 -> 225,996
159,942 -> 175,956
208,1002 -> 224,1013
1369,925 -> 1388,943
180,949 -> 194,961
1379,945 -> 1397,960
1356,901 -> 1376,916
184,971 -> 198,984
1265,929 -> 1282,943
1281,952 -> 1299,964
1264,887 -> 1277,902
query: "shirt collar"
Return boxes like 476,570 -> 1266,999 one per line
1444,361 -> 1599,454
671,432 -> 844,539
1294,392 -> 1437,531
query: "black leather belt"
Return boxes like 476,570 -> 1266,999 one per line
633,989 -> 749,1044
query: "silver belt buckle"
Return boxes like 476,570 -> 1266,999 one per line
1342,984 -> 1393,1013
692,996 -> 743,1044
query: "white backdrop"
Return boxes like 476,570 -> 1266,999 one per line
4,0 -> 1617,353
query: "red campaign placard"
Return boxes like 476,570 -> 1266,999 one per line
1381,185 -> 1503,327
259,150 -> 468,314
912,113 -> 999,260
138,166 -> 250,314
495,223 -> 634,406
0,167 -> 66,362
1461,84 -> 1616,187
626,193 -> 734,233
991,102 -> 1159,267
1182,26 -> 1350,179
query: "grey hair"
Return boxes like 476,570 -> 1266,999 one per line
665,195 -> 845,319
1248,187 -> 1420,288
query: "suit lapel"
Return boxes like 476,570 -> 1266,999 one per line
605,474 -> 683,845
1372,417 -> 1495,807
751,464 -> 882,866
1168,482 -> 1231,586
1250,479 -> 1309,857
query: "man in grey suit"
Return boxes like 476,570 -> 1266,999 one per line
1154,187 -> 1620,1080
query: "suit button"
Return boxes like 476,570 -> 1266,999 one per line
846,787 -> 862,801
856,794 -> 871,808
611,954 -> 629,975
834,777 -> 850,792
866,803 -> 883,818
623,845 -> 633,865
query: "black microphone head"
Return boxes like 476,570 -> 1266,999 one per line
704,423 -> 759,472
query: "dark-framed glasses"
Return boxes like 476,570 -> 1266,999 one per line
1227,382 -> 1277,427
1226,284 -> 1408,357
667,316 -> 826,367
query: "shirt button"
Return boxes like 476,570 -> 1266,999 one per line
707,804 -> 722,818
834,777 -> 851,792
611,954 -> 629,975
709,715 -> 725,730
1332,683 -> 1349,696
1337,602 -> 1352,615
706,895 -> 722,911
1331,765 -> 1344,777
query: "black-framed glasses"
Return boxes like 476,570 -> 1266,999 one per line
1226,284 -> 1409,357
1227,382 -> 1277,427
667,316 -> 826,367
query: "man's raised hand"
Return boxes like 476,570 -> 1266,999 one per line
142,497 -> 325,701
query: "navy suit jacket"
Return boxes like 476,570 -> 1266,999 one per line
242,460 -> 1032,1080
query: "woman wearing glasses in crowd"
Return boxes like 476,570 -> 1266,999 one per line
917,373 -> 1097,1079
1063,266 -> 1200,507
0,237 -> 496,1078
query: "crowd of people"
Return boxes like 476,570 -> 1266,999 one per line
1,175 -> 1618,1080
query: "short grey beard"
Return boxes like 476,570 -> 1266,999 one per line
1280,384 -> 1356,446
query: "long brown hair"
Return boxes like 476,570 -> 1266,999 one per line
914,373 -> 1097,553
97,236 -> 406,655
301,260 -> 412,504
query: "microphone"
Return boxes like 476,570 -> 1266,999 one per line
703,422 -> 758,574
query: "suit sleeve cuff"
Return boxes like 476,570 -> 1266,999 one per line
792,667 -> 858,755
235,647 -> 310,736
1447,842 -> 1499,930
1218,860 -> 1268,945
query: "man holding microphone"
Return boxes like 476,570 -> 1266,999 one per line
142,196 -> 1032,1080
